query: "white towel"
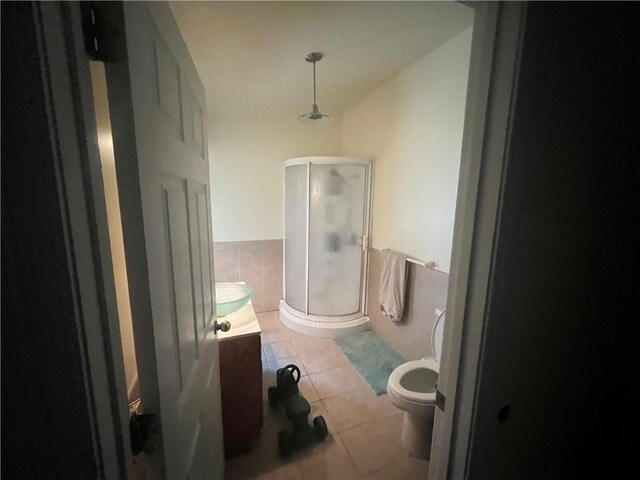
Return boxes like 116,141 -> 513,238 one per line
379,249 -> 408,321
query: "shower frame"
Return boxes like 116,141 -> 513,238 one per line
279,156 -> 374,337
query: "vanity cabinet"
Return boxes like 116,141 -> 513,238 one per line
219,332 -> 263,458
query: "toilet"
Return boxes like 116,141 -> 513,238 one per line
387,309 -> 445,459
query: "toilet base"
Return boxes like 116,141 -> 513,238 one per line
401,412 -> 435,460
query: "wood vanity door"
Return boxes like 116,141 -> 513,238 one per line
219,334 -> 263,457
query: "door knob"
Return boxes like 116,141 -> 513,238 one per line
214,320 -> 231,333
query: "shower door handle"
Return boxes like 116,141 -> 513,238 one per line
358,235 -> 369,251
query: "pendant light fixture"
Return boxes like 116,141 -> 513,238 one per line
298,52 -> 331,124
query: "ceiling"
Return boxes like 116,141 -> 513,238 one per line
170,1 -> 473,121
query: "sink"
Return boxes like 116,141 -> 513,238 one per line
215,282 -> 253,317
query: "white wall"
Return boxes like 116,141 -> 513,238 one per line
341,27 -> 472,272
209,114 -> 342,242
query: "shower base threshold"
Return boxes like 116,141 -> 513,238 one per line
279,300 -> 369,337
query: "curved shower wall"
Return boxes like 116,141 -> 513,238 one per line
279,156 -> 372,336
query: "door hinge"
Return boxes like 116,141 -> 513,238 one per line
129,411 -> 155,455
80,2 -> 124,62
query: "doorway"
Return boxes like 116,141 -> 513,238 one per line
169,1 -> 478,478
88,60 -> 149,479
26,1 -> 524,478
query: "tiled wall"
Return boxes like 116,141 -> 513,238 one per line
214,240 -> 283,313
213,242 -> 446,348
366,248 -> 449,360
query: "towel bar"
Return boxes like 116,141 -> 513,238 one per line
406,257 -> 436,268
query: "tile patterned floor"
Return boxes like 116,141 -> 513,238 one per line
225,311 -> 430,480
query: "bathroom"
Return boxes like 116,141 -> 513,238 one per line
173,1 -> 473,478
9,1 -> 633,478
93,1 -> 474,479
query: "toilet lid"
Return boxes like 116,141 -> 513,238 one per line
431,310 -> 445,364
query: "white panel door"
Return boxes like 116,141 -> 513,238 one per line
105,2 -> 223,478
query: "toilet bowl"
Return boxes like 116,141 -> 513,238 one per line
387,309 -> 445,459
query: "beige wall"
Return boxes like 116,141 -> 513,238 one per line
213,240 -> 282,313
90,62 -> 138,398
341,27 -> 472,273
209,114 -> 342,242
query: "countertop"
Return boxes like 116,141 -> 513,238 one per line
217,300 -> 262,342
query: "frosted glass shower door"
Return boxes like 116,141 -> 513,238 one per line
284,164 -> 308,311
308,164 -> 367,316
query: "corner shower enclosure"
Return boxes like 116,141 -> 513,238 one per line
279,156 -> 373,336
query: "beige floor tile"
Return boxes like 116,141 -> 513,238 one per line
339,413 -> 406,475
377,412 -> 404,439
288,333 -> 339,355
260,397 -> 288,434
298,376 -> 320,403
309,368 -> 354,399
247,417 -> 297,478
226,423 -> 286,480
250,447 -> 295,478
357,388 -> 400,419
257,311 -> 281,330
339,365 -> 373,391
262,386 -> 272,412
225,454 -> 260,480
365,454 -> 430,480
297,433 -> 361,480
299,349 -> 349,374
262,327 -> 290,345
257,461 -> 304,480
263,340 -> 297,361
263,361 -> 277,386
322,390 -> 373,433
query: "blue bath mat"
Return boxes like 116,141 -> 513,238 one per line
334,331 -> 405,395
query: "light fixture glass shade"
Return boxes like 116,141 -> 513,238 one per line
298,104 -> 332,124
